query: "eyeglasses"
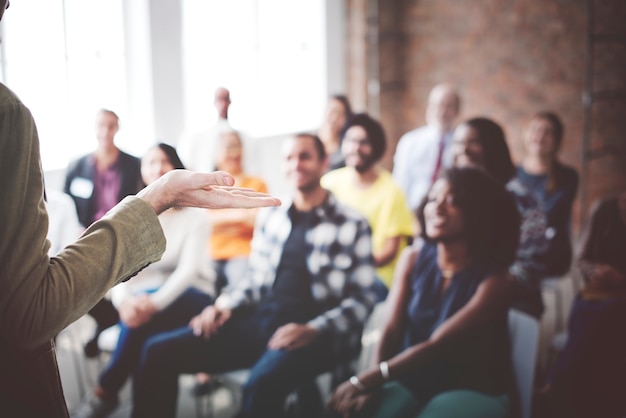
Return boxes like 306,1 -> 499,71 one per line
343,137 -> 371,147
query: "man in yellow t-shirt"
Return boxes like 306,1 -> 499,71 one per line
322,113 -> 415,289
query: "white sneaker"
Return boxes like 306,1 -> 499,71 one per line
71,392 -> 119,418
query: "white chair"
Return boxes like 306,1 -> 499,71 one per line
508,309 -> 540,418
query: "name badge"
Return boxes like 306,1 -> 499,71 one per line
69,177 -> 94,199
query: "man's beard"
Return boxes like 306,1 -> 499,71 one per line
352,155 -> 376,174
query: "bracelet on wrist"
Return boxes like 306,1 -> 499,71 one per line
379,361 -> 390,380
349,375 -> 367,393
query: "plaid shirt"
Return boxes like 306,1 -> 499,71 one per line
215,192 -> 377,358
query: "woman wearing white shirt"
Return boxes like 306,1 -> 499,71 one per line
73,143 -> 216,418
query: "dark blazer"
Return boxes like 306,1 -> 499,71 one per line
64,151 -> 142,227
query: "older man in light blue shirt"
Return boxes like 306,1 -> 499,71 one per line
392,83 -> 461,211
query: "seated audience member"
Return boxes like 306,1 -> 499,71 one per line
64,108 -> 143,357
208,129 -> 268,292
322,113 -> 415,292
129,134 -> 377,418
194,129 -> 268,395
451,117 -> 549,318
177,86 -> 233,173
517,111 -> 578,277
318,94 -> 353,171
535,191 -> 626,418
327,167 -> 521,418
72,143 -> 216,418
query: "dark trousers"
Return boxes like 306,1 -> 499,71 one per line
546,295 -> 626,418
99,289 -> 213,394
88,298 -> 120,337
131,306 -> 335,418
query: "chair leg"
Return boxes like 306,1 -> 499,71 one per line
68,326 -> 87,401
194,394 -> 213,418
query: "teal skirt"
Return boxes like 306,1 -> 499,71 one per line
371,381 -> 509,418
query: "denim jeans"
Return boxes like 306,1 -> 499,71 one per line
98,288 -> 213,394
131,306 -> 336,418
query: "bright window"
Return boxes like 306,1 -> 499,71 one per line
1,0 -> 127,170
1,1 -> 337,170
181,0 -> 327,138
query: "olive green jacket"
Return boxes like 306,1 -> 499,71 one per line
0,83 -> 166,417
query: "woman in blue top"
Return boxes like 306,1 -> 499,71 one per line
327,167 -> 521,418
517,111 -> 578,277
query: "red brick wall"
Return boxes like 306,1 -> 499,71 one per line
346,0 -> 626,236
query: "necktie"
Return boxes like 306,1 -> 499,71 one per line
431,134 -> 446,185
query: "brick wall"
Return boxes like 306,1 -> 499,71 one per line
346,0 -> 626,236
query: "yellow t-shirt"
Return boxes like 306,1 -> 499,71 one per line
209,175 -> 267,260
322,167 -> 415,287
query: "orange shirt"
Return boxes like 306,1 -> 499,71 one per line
209,175 -> 267,260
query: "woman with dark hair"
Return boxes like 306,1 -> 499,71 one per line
327,167 -> 520,418
452,117 -> 549,318
318,94 -> 354,171
517,112 -> 578,277
149,142 -> 186,172
72,143 -> 217,418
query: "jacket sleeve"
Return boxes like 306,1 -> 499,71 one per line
0,94 -> 166,350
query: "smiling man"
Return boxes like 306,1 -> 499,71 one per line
128,134 -> 376,418
322,113 -> 415,290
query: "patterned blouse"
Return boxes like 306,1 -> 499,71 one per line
507,177 -> 549,285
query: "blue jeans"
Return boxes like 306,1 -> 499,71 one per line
99,288 -> 213,394
131,306 -> 336,418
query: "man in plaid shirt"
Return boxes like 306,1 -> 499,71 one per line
130,133 -> 377,418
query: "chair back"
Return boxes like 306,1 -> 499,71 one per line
508,309 -> 540,418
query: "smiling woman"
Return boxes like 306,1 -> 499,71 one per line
517,112 -> 579,278
327,167 -> 522,418
451,117 -> 550,318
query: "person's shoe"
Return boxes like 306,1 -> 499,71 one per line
83,338 -> 100,358
71,392 -> 119,418
191,378 -> 221,397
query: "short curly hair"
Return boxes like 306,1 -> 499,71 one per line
342,113 -> 387,163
